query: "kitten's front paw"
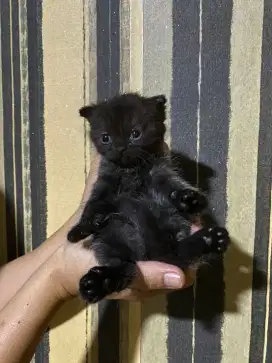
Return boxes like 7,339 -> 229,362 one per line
67,224 -> 93,243
91,213 -> 109,229
202,227 -> 230,253
87,203 -> 114,230
67,213 -> 110,243
170,189 -> 206,214
79,264 -> 135,304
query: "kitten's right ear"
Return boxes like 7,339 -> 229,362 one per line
79,105 -> 96,119
147,94 -> 167,105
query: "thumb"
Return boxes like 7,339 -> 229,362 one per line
81,154 -> 100,204
133,261 -> 186,290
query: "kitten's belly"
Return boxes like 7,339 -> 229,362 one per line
118,174 -> 147,195
115,193 -> 191,258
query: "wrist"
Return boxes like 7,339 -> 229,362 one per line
46,250 -> 75,302
48,242 -> 98,301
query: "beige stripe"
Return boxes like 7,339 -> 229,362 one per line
19,0 -> 33,254
130,0 -> 143,94
42,1 -> 88,361
142,1 -> 172,146
141,297 -> 168,363
263,190 -> 272,362
0,6 -> 7,266
87,0 -> 97,106
120,0 -> 143,94
126,1 -> 144,357
222,1 -> 264,362
119,1 -> 143,363
83,1 -> 91,360
120,301 -> 129,363
120,0 -> 131,94
128,301 -> 141,363
83,1 -> 99,362
19,4 -> 35,362
89,306 -> 99,363
141,2 -> 172,363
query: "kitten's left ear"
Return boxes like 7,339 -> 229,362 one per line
79,105 -> 96,119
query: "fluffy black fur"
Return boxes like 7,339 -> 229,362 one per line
68,93 -> 230,303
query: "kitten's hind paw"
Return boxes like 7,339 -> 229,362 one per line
79,263 -> 136,304
170,189 -> 207,214
202,226 -> 230,253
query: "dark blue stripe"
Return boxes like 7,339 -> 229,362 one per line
168,1 -> 200,362
171,0 -> 200,161
1,0 -> 17,262
27,0 -> 46,250
11,0 -> 25,258
249,1 -> 272,362
97,0 -> 120,101
96,1 -> 120,363
194,1 -> 232,362
27,0 -> 47,362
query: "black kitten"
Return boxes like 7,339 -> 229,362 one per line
68,93 -> 230,303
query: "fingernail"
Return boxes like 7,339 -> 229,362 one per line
164,273 -> 184,289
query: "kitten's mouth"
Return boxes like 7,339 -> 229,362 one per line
108,154 -> 139,168
108,148 -> 152,167
119,149 -> 147,167
119,156 -> 142,167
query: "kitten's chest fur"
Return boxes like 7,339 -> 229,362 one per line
117,164 -> 151,195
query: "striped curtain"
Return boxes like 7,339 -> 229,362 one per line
0,1 -> 271,362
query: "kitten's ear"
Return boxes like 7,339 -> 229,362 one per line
79,105 -> 96,119
148,94 -> 167,105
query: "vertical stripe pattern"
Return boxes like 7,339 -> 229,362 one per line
194,1 -> 232,362
1,0 -> 17,262
27,2 -> 48,361
119,3 -> 143,363
141,2 -> 172,363
249,1 -> 272,362
168,2 -> 200,362
96,2 -> 121,363
19,0 -> 33,255
0,1 -> 271,363
1,0 -> 46,362
224,2 -> 264,363
0,0 -> 7,265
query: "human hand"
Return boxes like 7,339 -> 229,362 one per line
56,152 -> 198,301
108,221 -> 201,301
51,237 -> 196,301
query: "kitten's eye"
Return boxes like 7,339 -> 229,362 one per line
130,129 -> 141,140
101,133 -> 111,144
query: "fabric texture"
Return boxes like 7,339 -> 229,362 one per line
0,1 -> 271,362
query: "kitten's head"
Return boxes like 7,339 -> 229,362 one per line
79,93 -> 167,167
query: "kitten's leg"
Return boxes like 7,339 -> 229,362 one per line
77,218 -> 140,303
79,262 -> 136,303
67,200 -> 116,242
78,216 -> 142,303
150,165 -> 206,214
68,171 -> 120,242
175,226 -> 230,266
